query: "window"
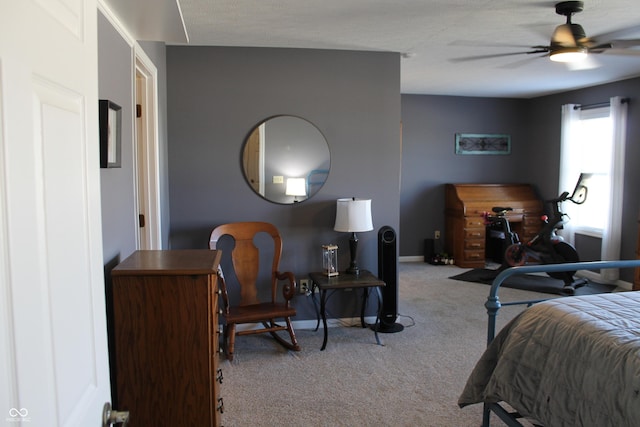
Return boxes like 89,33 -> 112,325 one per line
559,97 -> 628,281
569,107 -> 611,234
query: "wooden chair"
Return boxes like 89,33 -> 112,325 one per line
209,221 -> 301,360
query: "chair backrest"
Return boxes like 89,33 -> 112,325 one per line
209,222 -> 283,306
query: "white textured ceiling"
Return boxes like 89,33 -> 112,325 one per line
109,0 -> 640,98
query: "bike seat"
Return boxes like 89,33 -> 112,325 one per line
492,206 -> 513,213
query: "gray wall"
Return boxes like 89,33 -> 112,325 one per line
400,95 -> 530,256
98,12 -> 137,268
527,78 -> 640,282
166,46 -> 401,319
399,77 -> 640,282
98,10 -> 639,307
98,13 -> 171,269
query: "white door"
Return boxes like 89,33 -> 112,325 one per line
0,1 -> 112,426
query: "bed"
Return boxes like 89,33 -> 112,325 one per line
458,260 -> 640,427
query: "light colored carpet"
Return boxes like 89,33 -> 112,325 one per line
219,262 -> 552,426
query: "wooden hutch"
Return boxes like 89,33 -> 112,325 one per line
445,183 -> 543,268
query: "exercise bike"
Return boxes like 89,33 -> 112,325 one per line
484,175 -> 589,294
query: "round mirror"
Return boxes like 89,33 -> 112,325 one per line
242,115 -> 330,204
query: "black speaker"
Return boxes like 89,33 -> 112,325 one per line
376,226 -> 404,333
424,238 -> 435,263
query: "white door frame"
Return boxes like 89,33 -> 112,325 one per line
134,47 -> 162,250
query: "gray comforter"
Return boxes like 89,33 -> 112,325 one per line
459,291 -> 640,426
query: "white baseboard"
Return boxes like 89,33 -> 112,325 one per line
577,269 -> 633,291
399,256 -> 424,262
232,316 -> 378,332
291,316 -> 378,331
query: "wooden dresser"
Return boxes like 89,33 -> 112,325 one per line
110,250 -> 223,426
445,184 -> 543,268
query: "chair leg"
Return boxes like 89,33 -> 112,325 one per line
221,324 -> 228,358
285,317 -> 301,351
227,324 -> 237,361
266,318 -> 301,351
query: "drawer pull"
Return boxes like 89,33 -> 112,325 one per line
216,368 -> 224,384
217,397 -> 225,414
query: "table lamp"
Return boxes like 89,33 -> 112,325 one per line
285,177 -> 307,202
334,198 -> 373,275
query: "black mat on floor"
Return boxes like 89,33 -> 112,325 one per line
449,268 -> 616,296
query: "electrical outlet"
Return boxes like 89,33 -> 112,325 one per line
434,230 -> 441,239
299,279 -> 310,294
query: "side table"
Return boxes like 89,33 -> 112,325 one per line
309,270 -> 385,350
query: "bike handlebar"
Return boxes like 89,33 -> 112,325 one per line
547,191 -> 570,203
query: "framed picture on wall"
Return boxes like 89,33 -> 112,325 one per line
455,133 -> 511,155
99,99 -> 122,168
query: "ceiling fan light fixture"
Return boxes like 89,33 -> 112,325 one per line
551,23 -> 586,46
549,47 -> 588,63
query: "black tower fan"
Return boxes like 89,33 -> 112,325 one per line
376,226 -> 403,333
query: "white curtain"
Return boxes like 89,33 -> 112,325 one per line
559,98 -> 627,282
601,96 -> 628,281
558,104 -> 580,245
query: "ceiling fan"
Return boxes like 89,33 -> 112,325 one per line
452,1 -> 640,67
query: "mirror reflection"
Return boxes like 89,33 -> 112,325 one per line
242,115 -> 330,204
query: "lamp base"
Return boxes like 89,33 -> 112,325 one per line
346,232 -> 360,275
346,265 -> 360,276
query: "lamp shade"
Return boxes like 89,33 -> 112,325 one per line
285,177 -> 307,197
334,198 -> 373,232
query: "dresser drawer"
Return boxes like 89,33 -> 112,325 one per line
465,217 -> 485,228
464,240 -> 485,250
464,228 -> 485,239
464,250 -> 485,262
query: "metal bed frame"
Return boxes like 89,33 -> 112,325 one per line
481,259 -> 640,427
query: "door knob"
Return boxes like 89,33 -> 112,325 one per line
102,402 -> 129,427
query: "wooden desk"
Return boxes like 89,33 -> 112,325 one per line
445,183 -> 542,268
309,270 -> 385,350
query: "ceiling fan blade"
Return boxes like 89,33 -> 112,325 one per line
606,39 -> 640,49
586,39 -> 640,52
596,48 -> 640,57
450,50 -> 548,63
585,24 -> 640,46
448,39 -> 532,49
498,55 -> 543,69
